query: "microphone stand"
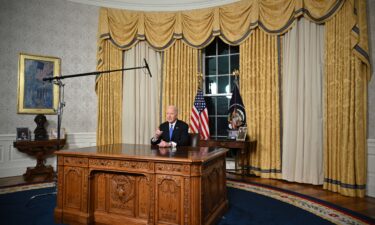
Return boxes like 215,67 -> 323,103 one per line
55,80 -> 65,149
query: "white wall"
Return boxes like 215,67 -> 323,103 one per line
0,0 -> 99,178
0,0 -> 98,135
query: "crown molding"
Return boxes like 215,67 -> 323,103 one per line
66,0 -> 239,11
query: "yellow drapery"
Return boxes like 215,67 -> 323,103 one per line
323,0 -> 369,197
162,40 -> 200,123
240,28 -> 281,178
97,0 -> 344,50
96,39 -> 123,145
94,0 -> 353,145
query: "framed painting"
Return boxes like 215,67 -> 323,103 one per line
17,53 -> 60,114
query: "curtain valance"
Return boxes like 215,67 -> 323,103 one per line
98,0 -> 344,50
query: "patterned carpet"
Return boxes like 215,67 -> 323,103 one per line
227,180 -> 374,225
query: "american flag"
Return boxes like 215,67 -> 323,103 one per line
189,89 -> 210,140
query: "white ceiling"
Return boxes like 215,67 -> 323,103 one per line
67,0 -> 239,11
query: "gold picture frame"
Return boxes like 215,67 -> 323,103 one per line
17,53 -> 60,114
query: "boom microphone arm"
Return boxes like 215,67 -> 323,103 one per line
144,58 -> 152,78
43,58 -> 152,81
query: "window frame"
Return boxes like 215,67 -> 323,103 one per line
202,38 -> 239,138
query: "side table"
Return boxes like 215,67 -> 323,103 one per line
199,138 -> 256,175
13,139 -> 66,181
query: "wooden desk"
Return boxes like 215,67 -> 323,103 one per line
199,139 -> 256,175
13,139 -> 65,181
54,144 -> 228,225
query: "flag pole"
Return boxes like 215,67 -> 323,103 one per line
197,72 -> 203,91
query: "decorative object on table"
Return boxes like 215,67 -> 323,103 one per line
227,69 -> 247,139
227,129 -> 238,140
17,53 -> 60,114
16,127 -> 30,140
49,128 -> 65,139
13,139 -> 66,181
236,126 -> 248,141
34,114 -> 48,140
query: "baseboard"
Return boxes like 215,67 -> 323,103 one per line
0,132 -> 96,178
367,139 -> 375,197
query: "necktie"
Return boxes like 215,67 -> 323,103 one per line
169,124 -> 174,140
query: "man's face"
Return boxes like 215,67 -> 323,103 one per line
166,107 -> 177,123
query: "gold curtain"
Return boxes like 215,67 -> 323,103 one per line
240,28 -> 281,178
96,39 -> 123,145
97,0 -> 344,50
162,40 -> 200,123
323,0 -> 369,197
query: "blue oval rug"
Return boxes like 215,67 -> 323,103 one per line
220,180 -> 375,225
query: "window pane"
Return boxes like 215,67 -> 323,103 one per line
205,57 -> 216,75
218,56 -> 229,75
218,76 -> 229,94
205,97 -> 215,116
205,42 -> 216,56
218,39 -> 229,55
217,96 -> 229,115
230,54 -> 239,73
230,45 -> 239,54
217,117 -> 228,136
205,77 -> 217,94
209,116 -> 216,136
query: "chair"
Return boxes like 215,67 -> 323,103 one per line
188,133 -> 200,147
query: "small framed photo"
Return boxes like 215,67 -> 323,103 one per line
17,127 -> 30,140
17,53 -> 60,114
50,128 -> 65,139
236,126 -> 247,141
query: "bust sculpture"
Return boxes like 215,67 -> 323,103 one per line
34,114 -> 48,140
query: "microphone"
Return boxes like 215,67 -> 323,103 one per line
43,77 -> 53,82
144,58 -> 152,78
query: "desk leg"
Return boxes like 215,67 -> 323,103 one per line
234,154 -> 238,172
240,149 -> 245,176
234,149 -> 244,176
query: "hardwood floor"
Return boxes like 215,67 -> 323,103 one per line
1,174 -> 375,220
227,173 -> 375,220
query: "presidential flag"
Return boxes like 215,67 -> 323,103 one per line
189,89 -> 210,140
228,81 -> 246,130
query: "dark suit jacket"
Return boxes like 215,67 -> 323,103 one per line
151,120 -> 189,146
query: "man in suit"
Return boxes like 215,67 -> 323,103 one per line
151,105 -> 189,147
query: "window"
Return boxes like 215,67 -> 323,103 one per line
203,38 -> 239,138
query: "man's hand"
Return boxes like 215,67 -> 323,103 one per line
158,140 -> 171,148
154,129 -> 163,140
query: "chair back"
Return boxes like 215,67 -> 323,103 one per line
189,133 -> 200,147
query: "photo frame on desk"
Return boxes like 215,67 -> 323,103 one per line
17,53 -> 60,114
16,127 -> 30,140
236,126 -> 247,141
50,128 -> 65,139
